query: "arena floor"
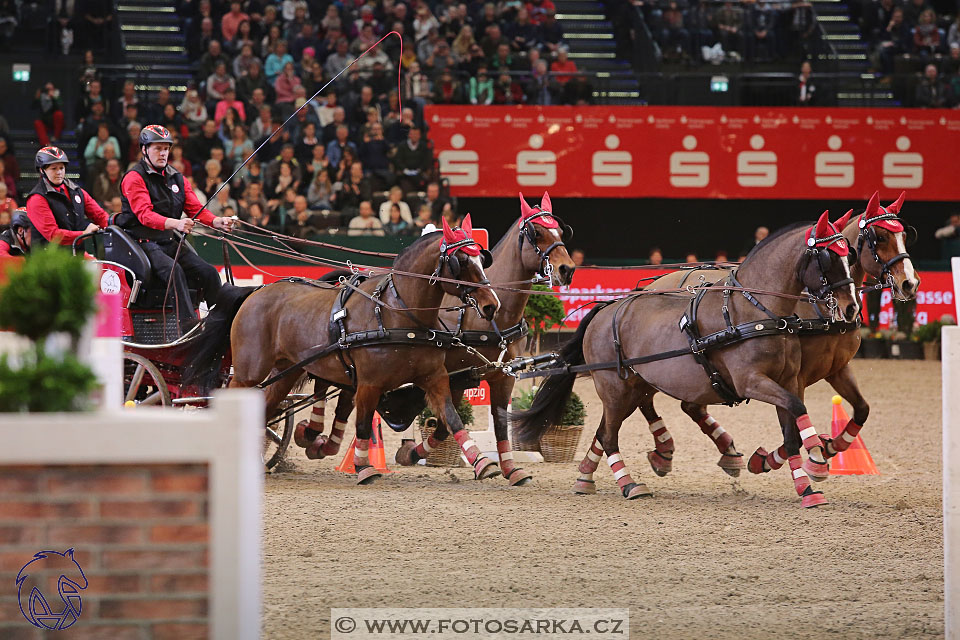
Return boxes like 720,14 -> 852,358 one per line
262,359 -> 943,639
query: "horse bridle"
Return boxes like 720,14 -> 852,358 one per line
856,212 -> 915,286
804,229 -> 854,302
518,208 -> 572,281
434,235 -> 493,313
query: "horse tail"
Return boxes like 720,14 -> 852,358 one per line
508,302 -> 609,443
181,284 -> 259,392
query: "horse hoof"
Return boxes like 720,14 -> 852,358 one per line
394,441 -> 419,466
801,491 -> 828,508
294,420 -> 314,448
747,447 -> 769,474
320,438 -> 342,457
504,467 -> 533,486
474,457 -> 502,481
572,479 -> 597,494
305,436 -> 329,460
356,466 -> 382,485
622,482 -> 653,500
646,450 -> 672,477
803,458 -> 830,482
718,452 -> 745,477
819,435 -> 837,459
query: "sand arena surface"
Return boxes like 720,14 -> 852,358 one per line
262,359 -> 943,639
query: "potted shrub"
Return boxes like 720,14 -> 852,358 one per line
523,284 -> 566,354
914,318 -> 957,360
0,248 -> 98,412
539,391 -> 587,463
416,396 -> 474,466
888,330 -> 923,359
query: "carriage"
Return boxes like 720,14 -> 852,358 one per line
78,226 -> 305,468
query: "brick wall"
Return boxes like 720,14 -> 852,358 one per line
0,463 -> 210,639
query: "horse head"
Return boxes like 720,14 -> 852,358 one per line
800,210 -> 860,323
851,191 -> 920,301
440,214 -> 501,320
517,191 -> 576,285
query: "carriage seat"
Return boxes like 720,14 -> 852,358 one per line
97,226 -> 200,309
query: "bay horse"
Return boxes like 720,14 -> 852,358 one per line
391,192 -> 577,485
633,191 -> 919,481
294,192 -> 578,487
511,212 -> 861,507
184,216 -> 502,483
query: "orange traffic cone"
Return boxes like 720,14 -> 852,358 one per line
336,413 -> 393,474
829,395 -> 879,475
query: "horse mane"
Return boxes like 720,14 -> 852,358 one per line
393,230 -> 441,271
491,219 -> 520,253
741,221 -> 811,267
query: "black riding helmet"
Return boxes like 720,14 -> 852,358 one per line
35,146 -> 69,172
139,124 -> 173,149
11,209 -> 31,230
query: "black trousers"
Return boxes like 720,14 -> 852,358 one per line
141,240 -> 222,322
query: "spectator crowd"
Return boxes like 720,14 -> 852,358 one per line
0,0 -> 599,239
643,0 -> 820,64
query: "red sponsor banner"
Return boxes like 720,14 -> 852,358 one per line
465,380 -> 491,406
224,265 -> 955,330
426,105 -> 960,200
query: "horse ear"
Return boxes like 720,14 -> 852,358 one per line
461,212 -> 473,236
815,210 -> 831,238
519,192 -> 533,220
865,191 -> 880,218
886,190 -> 906,214
834,209 -> 853,230
541,191 -> 552,213
441,216 -> 455,244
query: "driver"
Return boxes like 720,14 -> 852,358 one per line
117,124 -> 234,328
25,146 -> 108,247
0,208 -> 35,258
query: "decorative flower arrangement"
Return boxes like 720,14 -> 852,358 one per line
0,248 -> 97,412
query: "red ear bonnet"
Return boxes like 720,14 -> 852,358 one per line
518,192 -> 559,230
440,214 -> 480,256
858,190 -> 904,232
540,191 -> 552,213
805,210 -> 849,256
834,209 -> 853,230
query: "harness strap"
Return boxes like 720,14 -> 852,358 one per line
256,327 -> 466,390
518,317 -> 803,387
729,272 -> 781,321
454,320 -> 528,348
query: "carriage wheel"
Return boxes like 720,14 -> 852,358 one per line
263,412 -> 294,470
123,353 -> 172,407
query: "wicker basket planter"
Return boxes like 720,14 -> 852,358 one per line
510,426 -> 542,453
539,424 -> 584,463
418,418 -> 463,467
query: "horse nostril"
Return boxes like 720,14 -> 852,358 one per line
902,280 -> 915,294
558,264 -> 575,283
845,304 -> 859,322
482,303 -> 498,319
